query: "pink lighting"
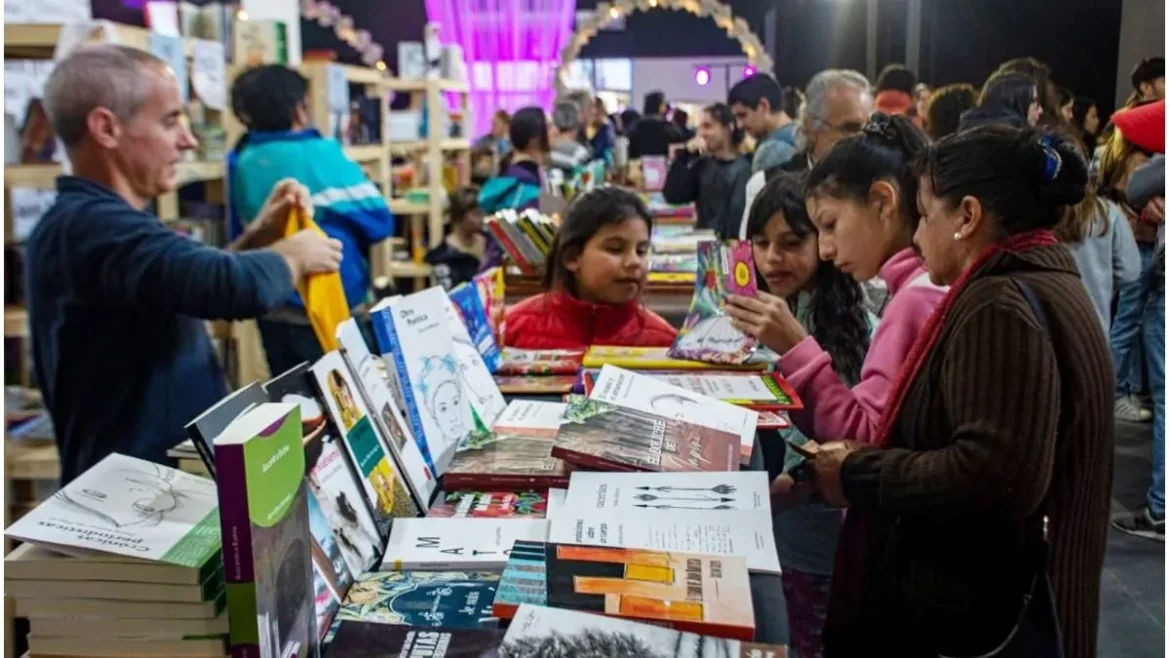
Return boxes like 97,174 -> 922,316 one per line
694,67 -> 711,86
743,65 -> 756,78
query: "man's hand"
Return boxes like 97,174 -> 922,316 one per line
251,179 -> 313,241
812,440 -> 869,507
1144,197 -> 1165,225
725,291 -> 808,355
271,229 -> 343,283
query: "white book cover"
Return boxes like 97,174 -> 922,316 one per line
590,365 -> 759,464
545,488 -> 567,521
336,317 -> 437,511
547,507 -> 781,574
442,296 -> 508,427
4,453 -> 220,568
504,604 -> 786,658
563,471 -> 769,512
373,287 -> 475,475
491,399 -> 566,436
650,372 -> 787,401
380,518 -> 549,571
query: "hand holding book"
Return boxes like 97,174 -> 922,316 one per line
725,290 -> 808,355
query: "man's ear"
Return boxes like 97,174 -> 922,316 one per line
86,107 -> 121,149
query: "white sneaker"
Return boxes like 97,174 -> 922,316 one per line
1115,395 -> 1153,423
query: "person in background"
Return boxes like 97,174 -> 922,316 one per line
662,103 -> 751,239
671,108 -> 694,140
503,187 -> 677,349
728,73 -> 797,173
1058,87 -> 1076,122
1129,56 -> 1165,105
1072,96 -> 1102,150
618,108 -> 641,137
923,83 -> 977,141
29,45 -> 342,482
810,126 -> 1112,658
959,71 -> 1042,129
424,187 -> 484,291
586,96 -> 616,162
229,64 -> 394,375
478,107 -> 549,271
995,56 -> 1062,126
873,64 -> 917,118
549,101 -> 592,174
913,82 -> 932,120
744,173 -> 875,658
627,90 -> 685,159
475,108 -> 512,159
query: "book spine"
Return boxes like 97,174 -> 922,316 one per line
487,221 -> 534,275
549,445 -> 647,473
443,472 -> 570,491
214,442 -> 259,658
188,431 -> 218,481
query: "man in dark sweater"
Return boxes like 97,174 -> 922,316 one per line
28,45 -> 343,483
626,90 -> 685,159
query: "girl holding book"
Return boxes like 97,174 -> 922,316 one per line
503,188 -> 677,349
744,172 -> 876,658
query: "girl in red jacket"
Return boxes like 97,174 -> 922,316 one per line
503,187 -> 678,349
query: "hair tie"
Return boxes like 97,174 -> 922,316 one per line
863,114 -> 897,143
1039,134 -> 1063,183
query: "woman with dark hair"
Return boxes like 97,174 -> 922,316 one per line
477,107 -> 550,271
662,103 -> 751,238
807,126 -> 1112,658
1072,96 -> 1102,149
741,172 -> 874,658
996,56 -> 1062,125
1058,86 -> 1075,121
961,71 -> 1042,130
923,83 -> 978,141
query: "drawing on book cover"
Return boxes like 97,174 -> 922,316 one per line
337,571 -> 500,628
419,355 -> 472,446
326,368 -> 363,432
310,560 -> 341,644
429,491 -> 548,518
448,431 -> 566,480
307,488 -> 353,602
254,486 -> 315,658
55,460 -> 214,530
669,241 -> 758,365
646,393 -> 747,438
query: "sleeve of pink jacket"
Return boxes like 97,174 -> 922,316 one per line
777,285 -> 945,443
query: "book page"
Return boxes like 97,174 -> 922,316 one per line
564,471 -> 768,512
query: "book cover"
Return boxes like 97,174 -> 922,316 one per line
583,370 -> 802,412
472,267 -> 505,342
547,507 -> 781,574
582,346 -> 764,371
329,622 -> 505,658
379,518 -> 549,571
4,453 -> 220,570
371,287 -> 474,475
427,491 -> 548,519
450,283 -> 501,374
266,362 -> 382,575
306,488 -> 351,643
670,241 -> 759,365
491,400 -> 566,435
440,290 -> 508,428
590,365 -> 758,465
493,375 -> 578,395
337,571 -> 500,628
492,542 -> 754,640
551,396 -> 739,473
496,348 -> 584,376
214,403 -> 316,658
184,382 -> 270,480
336,318 -> 437,512
563,471 -> 770,512
311,351 -> 420,536
444,430 -> 568,491
233,20 -> 288,66
501,604 -> 787,658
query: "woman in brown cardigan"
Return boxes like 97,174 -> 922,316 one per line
809,126 -> 1114,657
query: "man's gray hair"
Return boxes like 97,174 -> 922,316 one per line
564,89 -> 592,117
797,69 -> 874,149
43,44 -> 167,148
552,101 -> 582,132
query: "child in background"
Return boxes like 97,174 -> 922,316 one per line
425,187 -> 485,291
503,187 -> 677,349
478,107 -> 549,271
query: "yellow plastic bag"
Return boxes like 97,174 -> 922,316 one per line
285,206 -> 350,352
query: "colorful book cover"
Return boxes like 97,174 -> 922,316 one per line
493,375 -> 578,395
450,282 -> 502,373
371,287 -> 475,475
426,491 -> 548,519
328,622 -> 505,658
311,351 -> 420,536
551,396 -> 739,473
379,518 -> 549,571
213,403 -> 316,658
184,382 -> 270,480
444,430 -> 569,491
493,542 -> 755,640
306,488 -> 352,643
562,471 -> 770,512
439,291 -> 508,429
670,241 -> 759,365
336,318 -> 437,513
502,604 -> 786,658
496,348 -> 584,376
336,571 -> 500,628
473,267 -> 505,342
581,346 -> 764,371
267,362 -> 382,575
582,370 -> 802,412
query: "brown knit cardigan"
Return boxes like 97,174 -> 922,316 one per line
822,245 -> 1114,658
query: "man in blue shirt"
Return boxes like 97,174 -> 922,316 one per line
28,45 -> 343,483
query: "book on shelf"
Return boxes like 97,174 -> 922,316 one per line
336,571 -> 501,629
328,621 -> 506,658
582,345 -> 765,371
439,289 -> 508,427
493,374 -> 578,395
496,347 -> 585,376
336,317 -> 438,512
427,491 -> 550,519
450,282 -> 502,373
213,402 -> 317,658
551,395 -> 740,473
502,604 -> 787,658
183,381 -> 269,479
266,361 -> 383,575
311,350 -> 422,534
547,506 -> 781,574
379,517 -> 549,571
493,541 -> 755,640
589,365 -> 760,465
670,240 -> 761,365
582,369 -> 802,412
562,471 -> 770,513
485,209 -> 556,276
444,400 -> 569,491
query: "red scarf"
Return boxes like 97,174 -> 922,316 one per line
873,229 -> 1059,447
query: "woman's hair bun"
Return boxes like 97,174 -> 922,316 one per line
1021,130 -> 1088,207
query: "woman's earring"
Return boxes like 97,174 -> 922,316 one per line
953,232 -> 963,241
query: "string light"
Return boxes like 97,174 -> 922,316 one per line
375,60 -> 387,71
236,9 -> 249,21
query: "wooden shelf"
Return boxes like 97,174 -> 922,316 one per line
388,199 -> 430,215
4,161 -> 223,190
388,138 -> 471,155
344,144 -> 385,162
4,307 -> 27,339
382,78 -> 469,93
301,61 -> 386,86
4,23 -> 198,59
6,440 -> 59,481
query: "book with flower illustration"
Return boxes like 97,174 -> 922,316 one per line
492,542 -> 754,640
583,369 -> 801,413
551,395 -> 739,473
427,491 -> 550,519
496,348 -> 585,376
444,400 -> 569,491
582,346 -> 765,371
501,604 -> 787,658
670,240 -> 759,365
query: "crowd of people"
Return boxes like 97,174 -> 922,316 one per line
20,36 -> 1165,658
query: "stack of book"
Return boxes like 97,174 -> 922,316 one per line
485,208 -> 558,276
4,454 -> 228,658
